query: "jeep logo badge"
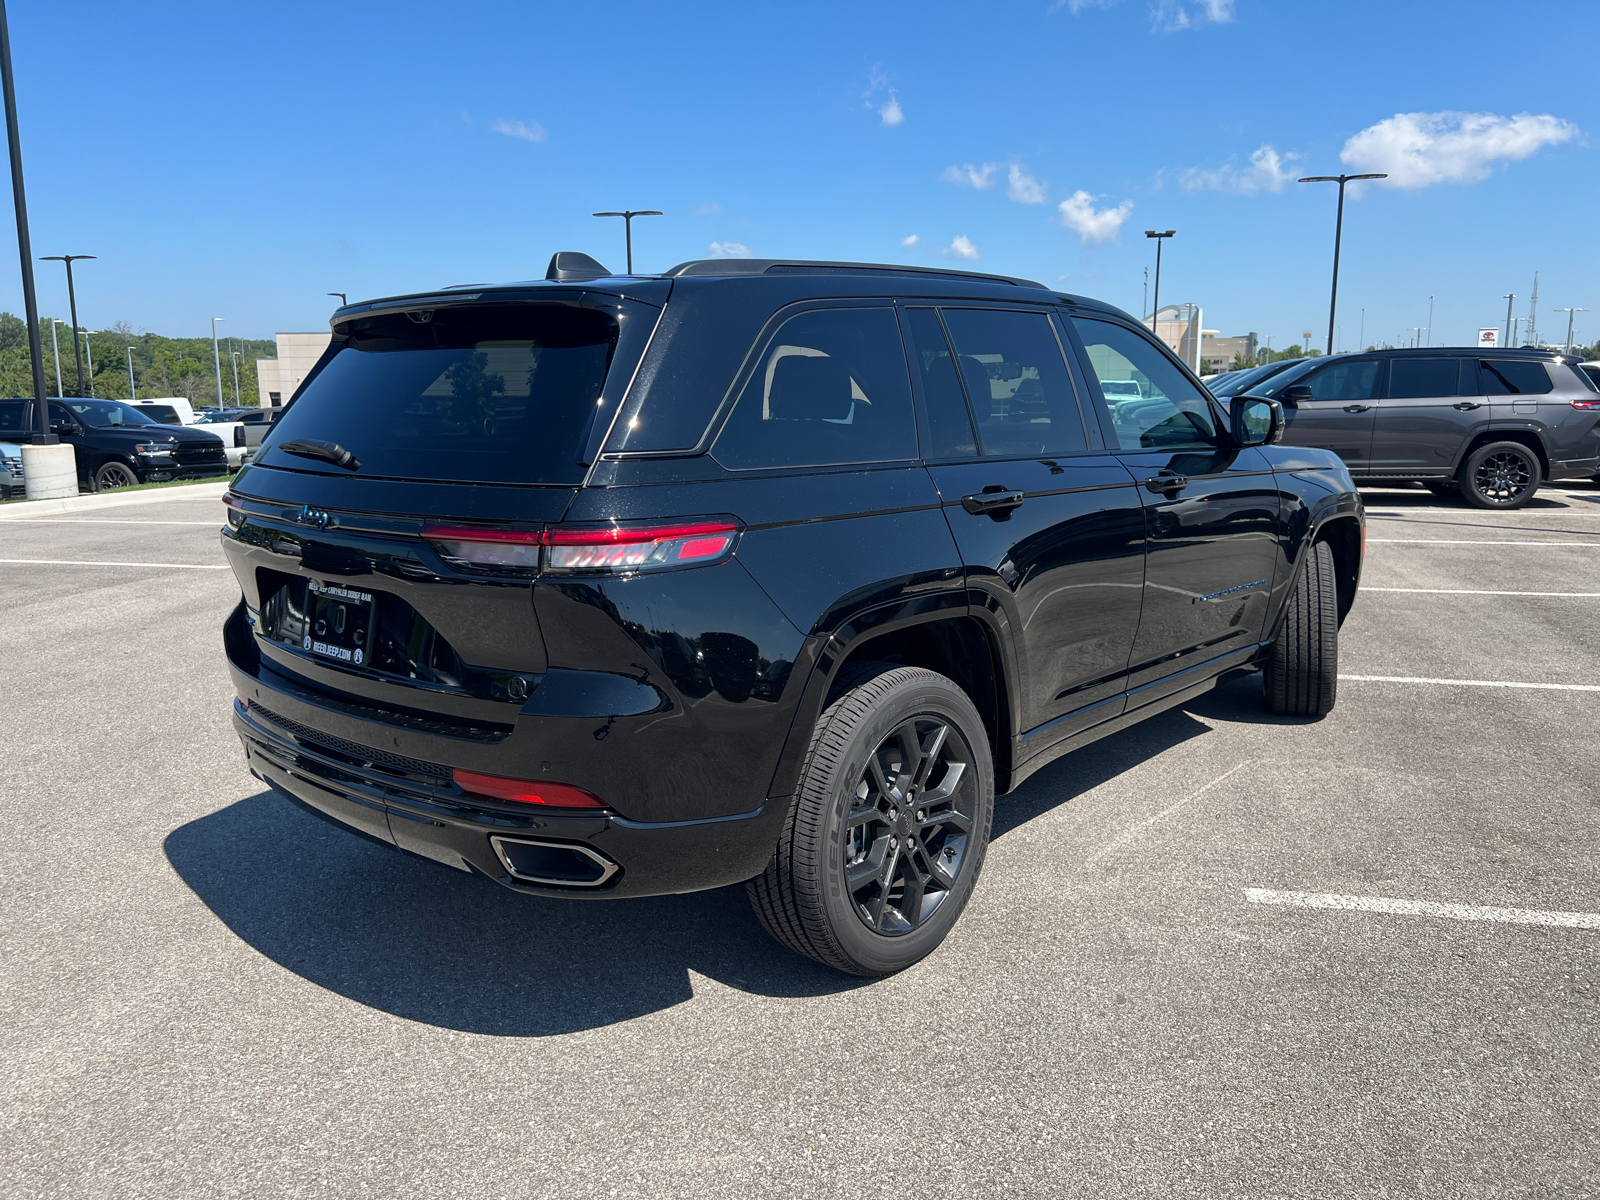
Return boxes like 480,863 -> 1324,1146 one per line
298,504 -> 331,529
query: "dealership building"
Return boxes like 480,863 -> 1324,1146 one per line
256,331 -> 332,407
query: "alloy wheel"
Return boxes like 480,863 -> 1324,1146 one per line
843,715 -> 976,936
96,463 -> 140,491
1472,450 -> 1533,505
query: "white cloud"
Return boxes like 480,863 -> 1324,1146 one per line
1007,162 -> 1047,204
901,234 -> 920,247
490,117 -> 547,143
1340,111 -> 1579,189
708,241 -> 751,258
1057,190 -> 1134,244
941,162 -> 1000,189
1180,144 -> 1297,194
696,201 -> 722,217
865,68 -> 904,127
944,235 -> 981,260
1150,0 -> 1234,32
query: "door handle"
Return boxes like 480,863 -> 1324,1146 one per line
1142,473 -> 1188,495
1343,404 -> 1373,413
1453,401 -> 1482,410
960,489 -> 1025,517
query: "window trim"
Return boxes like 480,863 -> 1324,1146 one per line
1062,311 -> 1228,452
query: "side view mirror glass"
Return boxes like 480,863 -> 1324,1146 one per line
1277,383 -> 1313,405
1231,396 -> 1284,447
51,421 -> 75,436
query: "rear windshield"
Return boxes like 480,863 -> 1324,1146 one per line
258,305 -> 618,485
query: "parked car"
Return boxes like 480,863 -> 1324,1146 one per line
221,254 -> 1363,975
1244,347 -> 1600,508
1207,358 -> 1307,400
1581,362 -> 1600,389
134,396 -> 200,426
0,397 -> 229,491
0,438 -> 22,499
193,408 -> 254,470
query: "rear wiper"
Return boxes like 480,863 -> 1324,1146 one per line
279,439 -> 361,471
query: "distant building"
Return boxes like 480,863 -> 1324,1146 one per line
1200,330 -> 1259,374
1145,304 -> 1203,375
256,332 -> 332,407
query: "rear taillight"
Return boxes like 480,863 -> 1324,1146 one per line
234,427 -> 247,447
421,525 -> 543,573
420,518 -> 742,576
452,769 -> 608,810
222,493 -> 245,528
1571,399 -> 1600,410
544,520 -> 740,573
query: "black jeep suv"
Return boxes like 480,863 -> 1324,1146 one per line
220,255 -> 1363,975
1243,347 -> 1600,508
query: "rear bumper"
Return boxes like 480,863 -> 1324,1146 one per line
232,699 -> 789,899
1550,456 -> 1599,480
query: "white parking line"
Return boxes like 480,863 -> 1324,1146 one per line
1339,674 -> 1600,691
1246,888 -> 1600,930
0,558 -> 228,570
1363,588 -> 1600,597
1368,539 -> 1600,546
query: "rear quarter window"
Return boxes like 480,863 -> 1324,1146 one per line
1479,359 -> 1554,396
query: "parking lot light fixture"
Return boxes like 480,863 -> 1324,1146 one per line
80,326 -> 94,397
328,292 -> 346,307
231,349 -> 240,404
1144,230 -> 1175,338
210,317 -> 224,407
1503,294 -> 1515,346
49,316 -> 62,397
592,210 -> 662,275
126,344 -> 135,400
39,253 -> 93,395
1297,174 -> 1386,365
1554,308 -> 1587,355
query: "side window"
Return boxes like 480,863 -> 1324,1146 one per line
712,308 -> 917,470
50,402 -> 82,426
0,400 -> 25,434
1072,316 -> 1218,450
939,308 -> 1087,457
1480,359 -> 1555,396
1388,358 -> 1461,399
1301,358 -> 1382,401
904,308 -> 977,458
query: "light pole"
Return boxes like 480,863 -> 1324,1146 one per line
80,326 -> 93,396
1142,266 -> 1148,326
39,252 -> 93,395
1503,294 -> 1515,346
126,344 -> 135,400
1554,307 -> 1588,355
231,350 -> 241,404
1144,229 -> 1175,340
210,317 -> 224,407
48,316 -> 62,397
592,210 -> 662,274
1359,308 -> 1365,351
328,292 -> 346,306
1427,296 -> 1434,347
1410,327 -> 1425,348
1297,172 -> 1386,364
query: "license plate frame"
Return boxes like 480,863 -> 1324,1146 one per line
303,581 -> 375,668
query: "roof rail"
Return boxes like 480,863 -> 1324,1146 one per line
661,258 -> 1047,289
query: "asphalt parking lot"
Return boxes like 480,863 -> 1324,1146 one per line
2,481 -> 1596,1199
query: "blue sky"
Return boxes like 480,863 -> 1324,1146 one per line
2,0 -> 1593,351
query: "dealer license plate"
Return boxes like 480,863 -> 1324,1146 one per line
303,581 -> 375,667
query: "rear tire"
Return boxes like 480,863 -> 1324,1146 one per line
1264,540 -> 1338,717
747,666 -> 994,976
1459,441 -> 1540,509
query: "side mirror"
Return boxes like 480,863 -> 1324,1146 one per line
1277,383 -> 1313,406
1231,396 -> 1284,447
51,420 -> 76,436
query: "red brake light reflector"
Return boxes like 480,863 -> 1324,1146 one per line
452,769 -> 608,810
1571,399 -> 1600,410
422,524 -> 543,572
544,520 -> 741,573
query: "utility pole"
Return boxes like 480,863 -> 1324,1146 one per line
1144,230 -> 1175,343
1297,172 -> 1387,366
81,327 -> 93,396
48,317 -> 61,397
40,253 -> 93,395
1527,272 -> 1539,346
1410,327 -> 1425,348
230,350 -> 240,404
1504,294 -> 1515,346
591,210 -> 663,274
126,345 -> 135,400
1511,317 -> 1522,347
1554,307 -> 1588,355
210,317 -> 224,407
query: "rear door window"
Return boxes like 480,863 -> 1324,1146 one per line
904,308 -> 977,458
939,308 -> 1088,456
1388,358 -> 1461,398
1072,317 -> 1218,449
0,400 -> 25,435
1479,359 -> 1555,395
258,305 -> 619,485
711,307 -> 916,470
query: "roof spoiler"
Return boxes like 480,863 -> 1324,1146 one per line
546,252 -> 612,282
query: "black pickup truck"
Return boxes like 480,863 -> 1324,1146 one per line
220,255 -> 1363,975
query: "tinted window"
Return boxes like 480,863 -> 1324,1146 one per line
712,308 -> 916,470
138,405 -> 182,424
260,305 -> 616,485
1073,317 -> 1218,449
1388,358 -> 1461,399
0,400 -> 25,434
65,399 -> 159,427
1294,358 -> 1381,402
1480,359 -> 1554,396
904,308 -> 976,458
940,309 -> 1086,456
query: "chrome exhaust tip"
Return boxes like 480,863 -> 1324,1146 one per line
490,836 -> 620,888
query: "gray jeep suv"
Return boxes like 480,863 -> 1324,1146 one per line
1245,347 -> 1600,508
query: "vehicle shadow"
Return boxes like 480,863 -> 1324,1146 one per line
166,678 -> 1291,1036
